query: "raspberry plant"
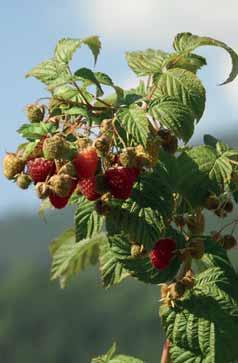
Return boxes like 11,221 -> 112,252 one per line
4,32 -> 238,362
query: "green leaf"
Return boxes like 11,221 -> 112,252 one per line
82,35 -> 101,65
160,239 -> 238,363
91,343 -> 145,363
149,96 -> 194,142
91,342 -> 117,363
26,59 -> 70,86
177,145 -> 233,206
117,104 -> 149,147
74,67 -> 103,96
131,158 -> 175,218
74,196 -> 105,242
17,122 -> 57,140
109,230 -> 184,284
54,38 -> 82,64
110,356 -> 145,363
106,205 -> 163,249
125,49 -> 169,76
154,68 -> 206,121
163,52 -> 207,73
173,32 -> 238,85
50,229 -> 106,288
94,72 -> 124,103
99,239 -> 129,289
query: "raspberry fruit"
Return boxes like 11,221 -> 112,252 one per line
93,136 -> 111,155
36,182 -> 50,199
49,174 -> 74,197
220,235 -> 237,250
26,104 -> 45,123
204,194 -> 219,210
3,153 -> 25,180
150,238 -> 176,270
16,174 -> 32,189
49,192 -> 69,209
27,158 -> 55,182
73,147 -> 99,178
78,177 -> 101,201
43,135 -> 71,160
105,167 -> 139,200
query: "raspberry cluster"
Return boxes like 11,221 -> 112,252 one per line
3,103 -> 155,209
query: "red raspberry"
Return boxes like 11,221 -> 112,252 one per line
49,193 -> 69,209
150,238 -> 176,270
27,158 -> 55,182
78,177 -> 100,201
73,147 -> 98,178
49,178 -> 77,209
105,167 -> 139,200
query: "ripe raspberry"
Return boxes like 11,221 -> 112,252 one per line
73,147 -> 99,178
49,174 -> 74,197
27,158 -> 55,182
105,167 -> 140,200
49,192 -> 69,209
150,238 -> 176,270
16,174 -> 32,189
26,104 -> 45,123
3,153 -> 25,180
78,177 -> 101,201
43,135 -> 71,160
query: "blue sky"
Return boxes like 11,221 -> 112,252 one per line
1,0 -> 238,217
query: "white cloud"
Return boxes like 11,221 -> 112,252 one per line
73,0 -> 238,47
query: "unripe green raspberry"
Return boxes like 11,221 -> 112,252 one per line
119,147 -> 138,168
43,135 -> 71,160
77,137 -> 91,150
130,243 -> 146,258
49,174 -> 73,197
35,182 -> 50,199
186,212 -> 205,235
220,235 -> 237,250
93,135 -> 111,155
95,199 -> 110,216
100,119 -> 112,134
58,162 -> 77,177
16,174 -> 32,189
26,104 -> 45,123
204,194 -> 219,210
3,153 -> 25,179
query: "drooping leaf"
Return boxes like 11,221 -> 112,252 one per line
99,239 -> 129,289
125,49 -> 169,76
74,196 -> 105,242
149,96 -> 194,142
160,239 -> 238,363
82,35 -> 101,65
109,229 -> 184,284
74,67 -> 104,96
154,68 -> 206,121
173,32 -> 238,85
177,145 -> 233,206
50,228 -> 106,288
117,104 -> 149,147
